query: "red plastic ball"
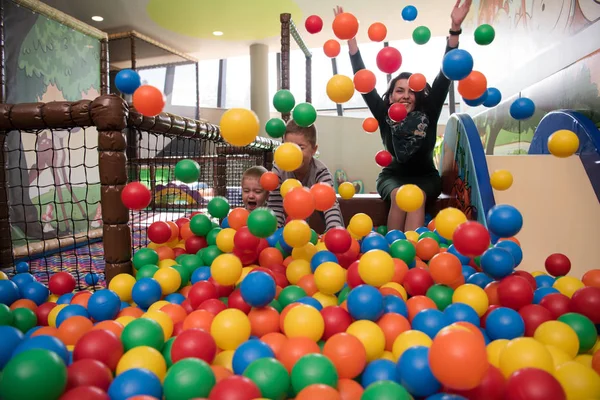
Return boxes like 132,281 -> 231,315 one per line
403,267 -> 434,296
209,375 -> 261,400
172,321 -> 184,337
321,306 -> 353,341
250,267 -> 277,282
171,328 -> 217,364
172,247 -> 187,258
518,304 -> 553,337
452,221 -> 490,257
175,217 -> 190,229
185,235 -> 208,254
60,386 -> 109,400
198,298 -> 227,315
324,227 -> 352,254
188,281 -> 219,309
272,271 -> 289,288
233,247 -> 258,266
234,226 -> 260,252
375,150 -> 393,168
72,329 -> 124,371
148,221 -> 172,244
544,253 -> 571,277
497,275 -> 533,310
446,364 -> 506,400
305,15 -> 323,34
132,85 -> 165,117
35,301 -> 57,326
481,305 -> 502,328
504,368 -> 566,400
539,293 -> 571,319
346,261 -> 365,288
228,288 -> 252,314
121,182 -> 152,210
336,245 -> 359,269
512,270 -> 536,291
388,103 -> 408,122
570,286 -> 600,323
66,359 -> 113,391
376,46 -> 402,74
209,277 -> 235,298
48,272 -> 76,296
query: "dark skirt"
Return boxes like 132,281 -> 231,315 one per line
376,170 -> 442,203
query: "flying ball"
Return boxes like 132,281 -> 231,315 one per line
442,49 -> 474,81
376,47 -> 402,74
332,12 -> 359,40
412,26 -> 431,45
490,169 -> 513,190
174,159 -> 200,183
326,74 -> 355,104
265,118 -> 287,138
395,184 -> 424,212
510,98 -> 535,120
402,5 -> 418,21
408,73 -> 427,92
483,87 -> 502,107
548,129 -> 579,158
121,182 -> 151,210
354,69 -> 377,94
292,103 -> 317,127
115,69 -> 141,94
368,22 -> 387,42
274,142 -> 303,172
362,117 -> 378,133
375,150 -> 393,167
219,108 -> 259,147
474,24 -> 496,45
133,85 -> 165,117
388,103 -> 407,122
305,15 -> 323,34
458,70 -> 487,100
273,90 -> 295,113
323,39 -> 341,58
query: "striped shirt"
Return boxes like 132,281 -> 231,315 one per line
267,158 -> 345,231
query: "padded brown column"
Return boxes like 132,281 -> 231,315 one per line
90,95 -> 131,283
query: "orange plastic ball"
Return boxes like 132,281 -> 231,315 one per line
277,336 -> 321,372
323,39 -> 341,58
377,313 -> 411,351
228,207 -> 249,230
260,332 -> 288,358
406,295 -> 437,322
408,73 -> 427,92
429,252 -> 462,285
415,237 -> 440,262
296,384 -> 341,400
248,306 -> 280,337
132,85 -> 165,117
283,187 -> 316,220
260,171 -> 280,191
310,182 -> 337,212
362,117 -> 379,133
322,333 -> 367,379
368,22 -> 387,42
458,70 -> 488,100
332,12 -> 359,40
353,69 -> 377,94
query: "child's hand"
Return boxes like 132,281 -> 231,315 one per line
333,6 -> 344,17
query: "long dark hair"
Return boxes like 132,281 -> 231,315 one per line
382,72 -> 432,113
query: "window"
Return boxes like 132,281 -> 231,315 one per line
311,49 -> 337,112
225,55 -> 251,108
171,64 -> 197,107
138,67 -> 167,93
199,59 -> 220,108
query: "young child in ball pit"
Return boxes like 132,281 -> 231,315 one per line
336,0 -> 472,232
267,120 -> 344,231
241,166 -> 269,211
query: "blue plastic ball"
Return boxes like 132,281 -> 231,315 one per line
485,307 -> 525,340
461,265 -> 476,281
464,90 -> 488,107
232,339 -> 275,375
401,5 -> 418,21
165,293 -> 186,304
495,240 -> 523,267
221,216 -> 230,229
277,235 -> 293,254
0,326 -> 24,368
479,327 -> 491,345
397,346 -> 441,397
310,251 -> 338,272
385,230 -> 407,245
426,394 -> 468,400
480,247 -> 515,279
442,49 -> 474,81
0,280 -> 20,306
108,367 -> 163,400
15,261 -> 30,273
191,266 -> 211,284
13,335 -> 69,364
21,281 -> 49,305
347,284 -> 384,321
467,272 -> 494,289
383,295 -> 408,317
533,287 -> 560,304
444,303 -> 480,326
12,273 -> 36,291
115,69 -> 142,95
483,87 -> 502,107
56,304 -> 90,327
87,289 -> 121,321
240,271 -> 276,308
131,278 -> 162,310
266,227 -> 283,247
510,97 -> 535,120
415,227 -> 429,234
487,205 -> 523,238
361,233 -> 390,253
56,293 -> 75,305
295,296 -> 323,311
120,301 -> 130,311
412,309 -> 449,338
361,359 -> 397,388
85,273 -> 100,286
447,245 -> 470,265
534,275 -> 555,289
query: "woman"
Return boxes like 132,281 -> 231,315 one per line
337,0 -> 472,231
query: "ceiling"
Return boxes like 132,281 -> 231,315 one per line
41,0 -> 469,61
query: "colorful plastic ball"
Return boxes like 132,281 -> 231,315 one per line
274,142 -> 303,172
490,169 -> 513,191
210,253 -> 242,286
163,358 -> 215,400
358,250 -> 394,287
347,284 -> 384,321
13,334 -> 69,365
219,108 -> 259,147
554,361 -> 600,400
326,74 -> 355,104
208,375 -> 261,400
362,117 -> 379,133
412,26 -> 431,45
291,353 -> 338,393
73,329 -> 123,371
376,46 -> 402,74
425,284 -> 453,311
20,281 -> 48,306
497,275 -> 533,310
557,312 -> 597,353
500,336 -> 554,378
504,367 -> 565,400
367,22 -> 387,42
284,304 -> 325,342
120,316 -> 164,352
108,368 -> 162,400
265,117 -> 286,138
332,12 -> 359,40
435,208 -> 467,240
442,49 -> 474,81
292,103 -> 317,128
485,307 -> 525,340
242,358 -> 289,399
458,70 -> 487,100
362,380 -> 411,400
207,196 -> 230,219
402,5 -> 418,21
273,89 -> 296,113
211,309 -> 251,350
570,286 -> 600,323
408,73 -> 427,92
87,289 -> 121,321
397,346 -> 441,397
246,207 -> 278,239
304,15 -> 323,34
480,247 -> 515,279
518,304 -> 552,337
403,268 -> 434,296
474,24 -> 495,45
483,87 -> 502,107
395,184 -> 424,212
444,303 -> 480,327
510,97 -> 535,120
241,271 -> 276,307
313,262 -> 345,296
121,182 -> 151,210
553,276 -> 584,298
115,69 -> 141,94
495,240 -> 523,266
323,39 -> 341,58
0,279 -> 19,306
131,278 -> 162,310
116,346 -> 166,382
361,359 -> 396,388
388,102 -> 408,122
545,253 -> 571,277
548,129 -> 579,157
133,85 -> 165,117
232,339 -> 275,375
174,159 -> 200,184
338,181 -> 356,199
48,272 -> 76,295
412,309 -> 448,338
375,150 -> 393,167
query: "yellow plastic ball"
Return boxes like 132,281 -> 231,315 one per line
380,282 -> 407,301
326,74 -> 355,104
286,259 -> 312,285
490,169 -> 513,191
534,320 -> 580,358
280,179 -> 301,198
392,330 -> 432,362
499,337 -> 554,378
211,309 -> 251,350
219,108 -> 260,147
587,337 -> 600,355
48,294 -> 59,303
211,253 -> 243,286
117,346 -> 167,382
555,361 -> 600,399
116,316 -> 136,327
395,184 -> 424,212
284,304 -> 324,342
314,262 -> 346,295
380,351 -> 395,361
315,241 -> 328,252
292,242 -> 318,262
553,276 -> 584,298
153,266 -> 182,295
236,266 -> 255,286
108,275 -> 137,302
312,292 -> 338,308
148,300 -> 171,312
435,207 -> 468,240
531,270 -> 547,277
213,350 -> 234,371
404,230 -> 420,242
348,213 -> 373,238
48,304 -> 68,328
452,284 -> 489,317
283,220 -> 312,248
0,271 -> 8,280
486,339 -> 509,369
548,129 -> 580,158
338,182 -> 356,200
158,259 -> 177,269
347,320 -> 386,362
545,344 -> 573,370
274,143 -> 303,172
147,242 -> 161,250
142,310 -> 174,339
575,354 -> 593,368
358,249 -> 394,287
216,228 -> 237,253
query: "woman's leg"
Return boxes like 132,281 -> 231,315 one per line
405,191 -> 427,232
387,187 -> 407,231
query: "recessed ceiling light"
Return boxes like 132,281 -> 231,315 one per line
91,16 -> 104,22
212,31 -> 224,36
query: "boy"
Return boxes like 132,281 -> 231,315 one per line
267,120 -> 344,231
241,166 -> 269,211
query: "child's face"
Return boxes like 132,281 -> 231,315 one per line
242,176 -> 268,211
284,133 -> 317,172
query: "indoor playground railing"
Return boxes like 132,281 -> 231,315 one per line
0,94 -> 279,286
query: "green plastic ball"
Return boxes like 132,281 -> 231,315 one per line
171,264 -> 190,288
220,297 -> 229,306
268,299 -> 282,313
390,239 -> 417,264
275,241 -> 290,258
132,248 -> 159,270
121,317 -> 165,351
243,358 -> 290,400
412,26 -> 431,45
361,380 -> 411,400
12,308 -> 37,333
376,225 -> 388,235
419,231 -> 440,243
180,254 -> 204,276
265,118 -> 287,138
557,312 -> 597,353
310,229 -> 319,245
207,197 -> 230,219
202,245 -> 223,266
0,349 -> 67,400
247,207 -> 278,238
174,159 -> 200,183
136,264 -> 159,281
163,358 -> 215,400
189,214 -> 213,236
273,89 -> 296,113
426,284 -> 454,311
206,229 -> 222,247
162,337 -> 176,368
474,24 -> 495,45
292,103 -> 317,127
278,285 -> 307,308
338,286 -> 351,304
290,353 -> 338,393
0,304 -> 13,326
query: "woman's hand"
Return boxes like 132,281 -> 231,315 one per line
333,5 -> 344,17
451,0 -> 473,30
333,5 -> 359,55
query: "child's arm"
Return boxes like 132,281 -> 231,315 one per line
265,165 -> 286,228
349,50 -> 386,120
427,40 -> 457,124
315,168 -> 345,230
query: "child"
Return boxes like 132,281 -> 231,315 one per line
267,120 -> 344,231
241,166 -> 269,211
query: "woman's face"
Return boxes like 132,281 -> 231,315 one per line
389,78 -> 416,113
